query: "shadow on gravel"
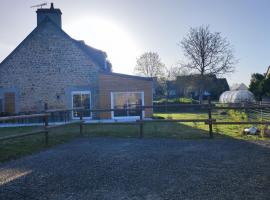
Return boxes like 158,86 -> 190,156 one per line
0,118 -> 239,163
84,121 -> 229,140
1,136 -> 270,199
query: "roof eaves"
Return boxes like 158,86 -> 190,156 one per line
100,71 -> 153,81
73,40 -> 108,70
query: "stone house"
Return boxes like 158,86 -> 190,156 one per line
167,74 -> 229,100
0,3 -> 153,119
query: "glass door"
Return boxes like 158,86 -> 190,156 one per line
72,91 -> 91,119
111,92 -> 144,118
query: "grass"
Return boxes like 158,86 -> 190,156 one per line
0,121 -> 211,163
0,124 -> 81,163
0,110 -> 268,163
154,111 -> 268,140
84,122 -> 209,139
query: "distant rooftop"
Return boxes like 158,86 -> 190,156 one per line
230,83 -> 248,91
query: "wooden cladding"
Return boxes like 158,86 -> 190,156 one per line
99,73 -> 153,119
4,92 -> 15,114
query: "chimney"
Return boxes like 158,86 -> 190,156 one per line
36,3 -> 62,28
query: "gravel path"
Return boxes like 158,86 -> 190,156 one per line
1,137 -> 270,200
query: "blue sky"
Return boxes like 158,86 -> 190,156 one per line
1,0 -> 270,85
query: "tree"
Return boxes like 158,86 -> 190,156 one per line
262,75 -> 270,96
166,65 -> 188,80
180,25 -> 236,103
134,52 -> 167,98
249,73 -> 270,100
134,52 -> 166,78
249,73 -> 265,100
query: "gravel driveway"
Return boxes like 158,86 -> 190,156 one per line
1,137 -> 270,200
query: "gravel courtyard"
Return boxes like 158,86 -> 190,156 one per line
1,137 -> 270,200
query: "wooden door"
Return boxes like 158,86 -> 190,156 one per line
4,92 -> 15,114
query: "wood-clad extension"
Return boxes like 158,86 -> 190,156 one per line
99,72 -> 153,119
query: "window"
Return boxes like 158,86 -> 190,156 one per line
169,90 -> 176,96
72,91 -> 91,119
111,92 -> 144,119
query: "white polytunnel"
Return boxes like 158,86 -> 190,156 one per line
219,83 -> 255,103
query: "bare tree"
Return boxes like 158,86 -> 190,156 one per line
134,52 -> 167,98
166,65 -> 189,80
134,52 -> 166,78
180,25 -> 236,102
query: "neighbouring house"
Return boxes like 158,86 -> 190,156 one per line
166,74 -> 229,100
152,77 -> 167,100
166,80 -> 177,98
0,3 -> 153,119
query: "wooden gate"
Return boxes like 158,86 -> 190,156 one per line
4,92 -> 15,113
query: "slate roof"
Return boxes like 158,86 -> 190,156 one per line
74,40 -> 112,72
176,74 -> 228,86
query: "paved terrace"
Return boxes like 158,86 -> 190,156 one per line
1,138 -> 270,199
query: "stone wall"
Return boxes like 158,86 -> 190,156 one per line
0,20 -> 99,113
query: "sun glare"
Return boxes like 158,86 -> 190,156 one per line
65,16 -> 141,74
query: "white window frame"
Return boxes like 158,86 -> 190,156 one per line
71,91 -> 92,119
110,91 -> 144,119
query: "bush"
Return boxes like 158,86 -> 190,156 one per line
154,97 -> 198,104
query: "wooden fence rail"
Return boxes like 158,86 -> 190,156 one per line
133,98 -> 270,138
1,100 -> 270,142
206,121 -> 270,125
0,113 -> 50,122
0,110 -> 84,144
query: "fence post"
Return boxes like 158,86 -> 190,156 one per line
44,115 -> 49,145
260,101 -> 263,122
79,110 -> 83,136
208,96 -> 213,138
139,107 -> 144,138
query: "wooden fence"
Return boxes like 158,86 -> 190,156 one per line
136,98 -> 270,138
1,99 -> 270,143
0,108 -> 84,144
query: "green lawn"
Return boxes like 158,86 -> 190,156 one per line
0,124 -> 81,162
0,111 -> 268,162
154,112 -> 267,140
